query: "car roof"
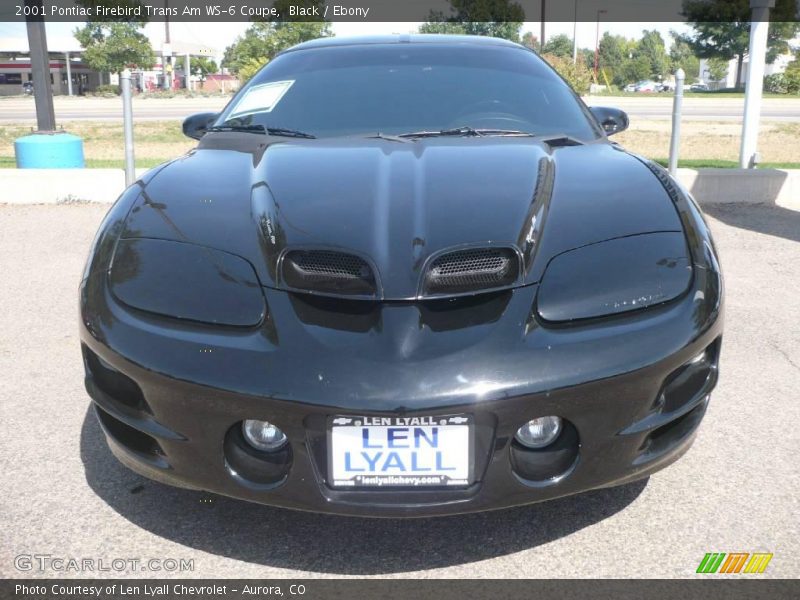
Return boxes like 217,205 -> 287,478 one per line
283,34 -> 527,54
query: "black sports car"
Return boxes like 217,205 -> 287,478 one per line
80,35 -> 723,517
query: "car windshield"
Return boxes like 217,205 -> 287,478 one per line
216,42 -> 601,141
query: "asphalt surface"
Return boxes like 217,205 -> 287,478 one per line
0,202 -> 798,578
2,95 -> 800,122
593,96 -> 800,122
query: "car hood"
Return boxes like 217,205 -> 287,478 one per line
125,135 -> 682,300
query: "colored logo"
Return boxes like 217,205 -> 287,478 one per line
696,552 -> 773,574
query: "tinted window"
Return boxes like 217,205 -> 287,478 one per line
218,43 -> 600,140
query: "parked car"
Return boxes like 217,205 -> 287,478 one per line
690,83 -> 710,92
634,80 -> 660,93
21,81 -> 33,95
624,83 -> 637,92
80,35 -> 723,517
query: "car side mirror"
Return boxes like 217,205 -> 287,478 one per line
182,112 -> 218,140
589,106 -> 630,136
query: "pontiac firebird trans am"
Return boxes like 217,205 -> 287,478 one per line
80,35 -> 723,517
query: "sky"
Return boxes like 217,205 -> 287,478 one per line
0,20 -> 693,64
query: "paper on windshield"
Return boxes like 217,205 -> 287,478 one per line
229,80 -> 295,117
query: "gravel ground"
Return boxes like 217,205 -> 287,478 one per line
0,202 -> 798,579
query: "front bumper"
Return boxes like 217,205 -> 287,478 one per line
80,259 -> 722,517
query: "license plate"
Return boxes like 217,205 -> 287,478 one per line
329,415 -> 472,488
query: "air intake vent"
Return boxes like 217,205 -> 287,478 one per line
282,249 -> 377,296
424,247 -> 519,295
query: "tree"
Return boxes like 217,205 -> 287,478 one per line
73,23 -> 154,75
669,33 -> 701,81
579,48 -> 596,72
618,55 -> 653,84
520,31 -> 538,50
222,21 -> 332,79
542,53 -> 592,94
638,30 -> 669,80
419,0 -> 525,42
542,34 -> 574,59
680,0 -> 800,89
705,57 -> 730,83
190,57 -> 218,78
597,33 -> 630,86
418,21 -> 473,35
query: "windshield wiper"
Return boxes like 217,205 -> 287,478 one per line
265,127 -> 316,139
398,126 -> 535,139
471,129 -> 536,137
208,124 -> 316,139
207,124 -> 266,134
398,126 -> 484,139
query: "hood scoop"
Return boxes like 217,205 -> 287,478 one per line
422,247 -> 520,297
278,245 -> 522,300
281,249 -> 378,298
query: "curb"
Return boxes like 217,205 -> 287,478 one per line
0,168 -> 151,204
0,167 -> 798,209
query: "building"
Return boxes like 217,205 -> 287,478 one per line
699,51 -> 796,89
0,36 -> 106,96
113,41 -> 227,93
0,37 -> 227,96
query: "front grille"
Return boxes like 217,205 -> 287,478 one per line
424,247 -> 519,295
282,249 -> 377,296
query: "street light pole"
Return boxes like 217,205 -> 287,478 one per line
594,10 -> 607,81
64,51 -> 73,96
162,0 -> 171,90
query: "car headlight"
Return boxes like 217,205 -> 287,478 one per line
109,238 -> 266,326
536,232 -> 692,322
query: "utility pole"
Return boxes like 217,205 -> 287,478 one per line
739,0 -> 775,168
25,0 -> 55,131
572,0 -> 579,64
540,0 -> 546,53
594,10 -> 607,81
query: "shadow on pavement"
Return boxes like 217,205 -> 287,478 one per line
702,202 -> 800,245
80,408 -> 647,575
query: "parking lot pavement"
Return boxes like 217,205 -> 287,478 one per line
0,202 -> 798,579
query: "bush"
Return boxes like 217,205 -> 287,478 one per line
92,84 -> 120,96
764,72 -> 800,95
542,53 -> 592,95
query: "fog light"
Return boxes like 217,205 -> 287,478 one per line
515,416 -> 562,449
241,419 -> 287,451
